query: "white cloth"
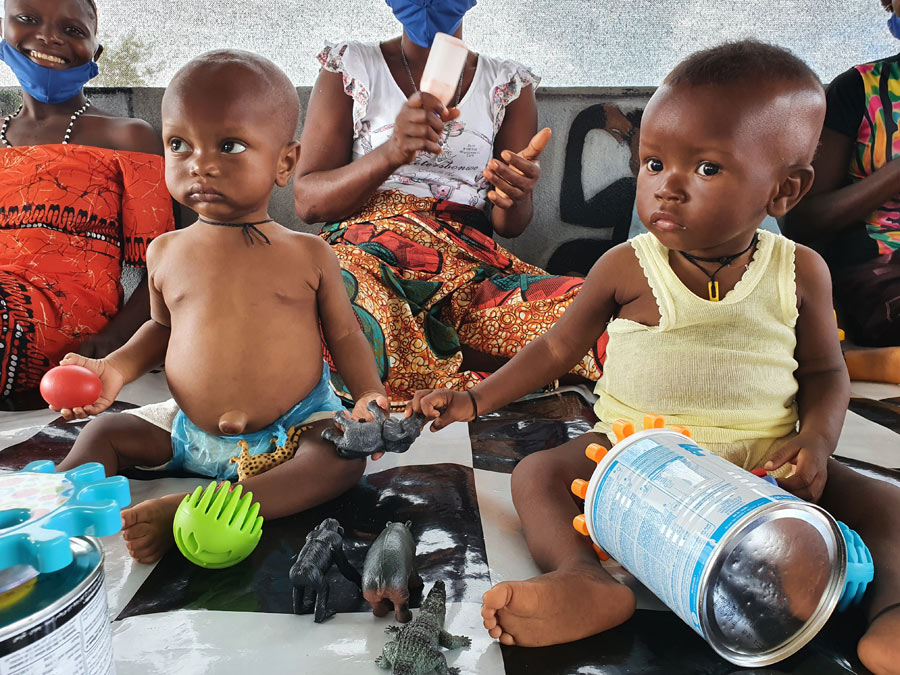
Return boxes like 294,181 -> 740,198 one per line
318,41 -> 539,210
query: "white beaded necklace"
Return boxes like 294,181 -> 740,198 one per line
0,99 -> 92,148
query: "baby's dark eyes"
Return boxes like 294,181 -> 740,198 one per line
697,161 -> 720,177
168,138 -> 190,153
222,141 -> 247,154
645,158 -> 663,173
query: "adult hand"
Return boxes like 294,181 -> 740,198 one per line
764,431 -> 832,502
50,353 -> 126,420
483,127 -> 551,210
384,92 -> 460,167
406,388 -> 476,431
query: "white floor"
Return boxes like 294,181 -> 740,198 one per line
2,374 -> 898,674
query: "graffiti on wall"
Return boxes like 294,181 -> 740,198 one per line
547,102 -> 643,276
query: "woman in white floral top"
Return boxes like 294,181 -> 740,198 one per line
293,0 -> 606,405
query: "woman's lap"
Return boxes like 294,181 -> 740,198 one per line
0,269 -> 106,395
322,193 -> 604,402
833,250 -> 900,347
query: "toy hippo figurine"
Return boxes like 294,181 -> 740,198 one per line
376,580 -> 471,675
323,401 -> 426,459
289,518 -> 361,623
363,520 -> 423,623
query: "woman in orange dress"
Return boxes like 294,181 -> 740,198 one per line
0,0 -> 174,396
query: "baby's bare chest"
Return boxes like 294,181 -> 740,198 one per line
159,248 -> 319,312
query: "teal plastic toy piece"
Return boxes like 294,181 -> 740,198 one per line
172,481 -> 263,569
837,521 -> 874,612
0,461 -> 130,574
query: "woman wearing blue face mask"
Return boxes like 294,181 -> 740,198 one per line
785,0 -> 900,386
0,0 -> 174,399
294,0 -> 606,405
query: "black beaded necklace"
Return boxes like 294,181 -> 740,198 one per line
197,217 -> 273,246
678,232 -> 759,302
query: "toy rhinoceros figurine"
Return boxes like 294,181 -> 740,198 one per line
362,520 -> 423,623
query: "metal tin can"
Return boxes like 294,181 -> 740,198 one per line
0,537 -> 115,675
581,429 -> 846,667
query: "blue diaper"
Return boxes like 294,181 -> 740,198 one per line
169,361 -> 343,481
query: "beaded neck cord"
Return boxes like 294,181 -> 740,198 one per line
678,232 -> 759,302
197,217 -> 273,246
1,99 -> 92,148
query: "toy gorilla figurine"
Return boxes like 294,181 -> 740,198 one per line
322,401 -> 426,459
289,518 -> 361,623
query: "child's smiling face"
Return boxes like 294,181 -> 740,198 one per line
636,81 -> 815,257
2,0 -> 99,70
161,61 -> 298,222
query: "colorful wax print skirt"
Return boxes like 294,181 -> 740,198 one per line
320,190 -> 606,404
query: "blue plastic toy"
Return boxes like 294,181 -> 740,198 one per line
752,469 -> 873,612
0,461 -> 130,574
836,521 -> 874,612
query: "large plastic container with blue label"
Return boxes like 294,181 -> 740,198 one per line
579,428 -> 846,667
0,461 -> 128,674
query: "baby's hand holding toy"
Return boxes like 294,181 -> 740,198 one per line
484,127 -> 551,210
43,353 -> 125,420
351,391 -> 390,422
407,388 -> 477,431
323,400 -> 425,459
764,431 -> 831,502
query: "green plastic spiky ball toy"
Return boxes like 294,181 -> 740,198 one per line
172,481 -> 263,569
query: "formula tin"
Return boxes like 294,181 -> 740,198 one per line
581,429 -> 846,667
0,537 -> 115,675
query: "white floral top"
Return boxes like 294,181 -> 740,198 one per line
318,41 -> 540,210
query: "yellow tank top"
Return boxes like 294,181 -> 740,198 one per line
594,230 -> 799,450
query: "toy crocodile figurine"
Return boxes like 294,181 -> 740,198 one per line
289,518 -> 361,623
323,401 -> 426,459
376,580 -> 471,675
363,520 -> 422,623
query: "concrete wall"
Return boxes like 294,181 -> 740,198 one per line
2,86 -> 654,274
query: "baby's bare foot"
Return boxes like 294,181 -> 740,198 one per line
858,603 -> 900,675
121,493 -> 185,564
480,563 -> 635,647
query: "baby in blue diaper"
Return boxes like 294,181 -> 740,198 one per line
55,51 -> 388,564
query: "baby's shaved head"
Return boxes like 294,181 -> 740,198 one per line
165,50 -> 299,144
661,40 -> 825,167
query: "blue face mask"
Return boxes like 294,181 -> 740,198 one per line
889,13 -> 900,40
385,0 -> 477,48
0,40 -> 98,104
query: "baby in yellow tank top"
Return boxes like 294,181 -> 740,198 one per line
408,41 -> 900,673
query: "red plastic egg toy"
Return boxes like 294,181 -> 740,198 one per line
40,365 -> 102,409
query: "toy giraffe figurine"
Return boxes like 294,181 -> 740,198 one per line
229,424 -> 313,481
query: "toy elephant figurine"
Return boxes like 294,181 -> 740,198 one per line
363,520 -> 423,623
289,518 -> 361,623
323,401 -> 426,459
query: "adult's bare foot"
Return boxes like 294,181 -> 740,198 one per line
858,603 -> 900,675
844,347 -> 900,384
121,493 -> 185,564
481,562 -> 635,646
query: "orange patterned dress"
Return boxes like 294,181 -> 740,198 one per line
320,190 -> 607,404
0,144 -> 174,395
